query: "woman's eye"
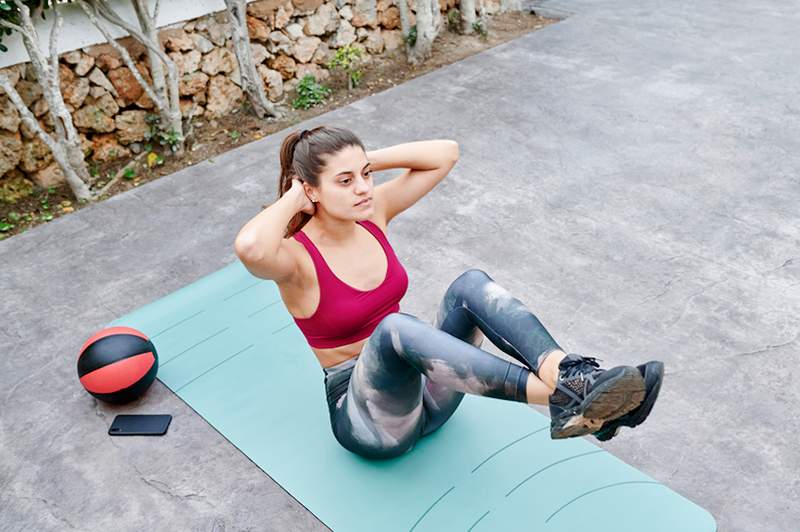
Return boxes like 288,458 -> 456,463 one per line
342,172 -> 371,185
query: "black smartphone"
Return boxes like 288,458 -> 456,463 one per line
109,414 -> 172,436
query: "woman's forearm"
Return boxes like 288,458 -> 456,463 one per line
234,187 -> 304,260
366,139 -> 459,172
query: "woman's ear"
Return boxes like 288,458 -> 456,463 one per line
303,184 -> 317,202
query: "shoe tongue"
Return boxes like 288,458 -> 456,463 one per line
559,354 -> 599,381
558,354 -> 584,374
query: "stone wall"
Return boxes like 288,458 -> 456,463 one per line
0,0 -> 500,192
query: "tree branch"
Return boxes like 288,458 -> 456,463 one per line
0,74 -> 62,157
94,150 -> 148,197
11,0 -> 33,32
81,0 -> 184,152
49,5 -> 62,81
89,0 -> 141,36
78,1 -> 167,109
10,0 -> 43,58
87,0 -> 172,67
0,18 -> 25,35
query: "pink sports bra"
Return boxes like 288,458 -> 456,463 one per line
291,219 -> 409,348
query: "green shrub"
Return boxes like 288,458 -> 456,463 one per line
447,9 -> 461,33
291,74 -> 332,109
405,25 -> 417,47
326,44 -> 364,90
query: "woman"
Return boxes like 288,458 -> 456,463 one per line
234,126 -> 664,459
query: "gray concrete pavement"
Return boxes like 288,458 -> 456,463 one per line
2,0 -> 797,530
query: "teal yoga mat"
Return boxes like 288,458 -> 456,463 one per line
108,260 -> 717,531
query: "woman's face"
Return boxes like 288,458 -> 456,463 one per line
311,145 -> 375,217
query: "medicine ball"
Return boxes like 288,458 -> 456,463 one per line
77,326 -> 159,404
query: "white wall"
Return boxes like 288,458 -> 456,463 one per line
0,0 -> 257,69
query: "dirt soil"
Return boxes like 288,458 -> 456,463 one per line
0,10 -> 557,241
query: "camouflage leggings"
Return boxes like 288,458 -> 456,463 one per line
322,268 -> 564,459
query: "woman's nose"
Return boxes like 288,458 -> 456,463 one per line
355,176 -> 371,192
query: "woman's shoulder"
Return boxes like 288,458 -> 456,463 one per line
363,213 -> 389,235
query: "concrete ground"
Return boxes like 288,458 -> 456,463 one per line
2,0 -> 797,530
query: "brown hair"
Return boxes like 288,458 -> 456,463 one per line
275,125 -> 366,238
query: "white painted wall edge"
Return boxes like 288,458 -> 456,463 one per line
1,0 -> 259,69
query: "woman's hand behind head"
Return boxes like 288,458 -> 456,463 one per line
291,177 -> 316,216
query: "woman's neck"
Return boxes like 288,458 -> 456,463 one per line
304,216 -> 360,245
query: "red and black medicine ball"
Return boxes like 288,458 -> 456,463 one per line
77,326 -> 158,404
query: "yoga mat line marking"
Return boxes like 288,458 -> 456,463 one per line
159,327 -> 230,366
143,309 -> 205,339
272,321 -> 295,334
544,481 -> 664,523
408,485 -> 455,532
247,300 -> 283,318
505,450 -> 606,497
175,344 -> 255,392
470,426 -> 549,473
467,510 -> 491,531
222,280 -> 264,301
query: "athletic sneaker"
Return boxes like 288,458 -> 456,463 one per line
593,361 -> 664,441
549,354 -> 646,439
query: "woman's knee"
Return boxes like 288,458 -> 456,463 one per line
440,269 -> 493,310
451,268 -> 492,292
360,312 -> 427,378
369,312 -> 429,364
373,312 -> 425,343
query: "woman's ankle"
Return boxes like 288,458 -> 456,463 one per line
525,371 -> 554,405
536,349 -> 568,390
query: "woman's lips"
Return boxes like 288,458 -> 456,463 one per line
355,198 -> 371,206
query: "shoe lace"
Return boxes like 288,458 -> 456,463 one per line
555,354 -> 603,403
560,354 -> 601,381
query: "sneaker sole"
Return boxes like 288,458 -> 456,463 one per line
551,366 -> 646,439
595,361 -> 665,441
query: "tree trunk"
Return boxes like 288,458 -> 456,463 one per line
79,0 -> 185,155
0,74 -> 92,201
223,0 -> 282,119
431,0 -> 443,37
0,2 -> 92,201
407,0 -> 436,64
395,0 -> 410,59
476,0 -> 489,31
132,0 -> 167,105
460,0 -> 477,34
131,0 -> 183,156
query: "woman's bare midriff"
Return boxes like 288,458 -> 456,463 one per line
277,216 -> 389,369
